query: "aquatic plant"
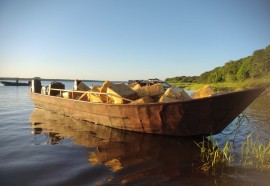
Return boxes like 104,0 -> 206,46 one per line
194,113 -> 270,175
240,133 -> 270,170
194,137 -> 234,175
195,133 -> 270,175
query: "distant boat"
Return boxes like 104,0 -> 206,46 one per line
1,81 -> 29,86
29,79 -> 264,137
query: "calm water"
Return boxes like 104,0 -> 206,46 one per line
0,81 -> 270,186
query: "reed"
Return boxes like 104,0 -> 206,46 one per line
195,133 -> 270,175
194,137 -> 234,175
240,133 -> 270,170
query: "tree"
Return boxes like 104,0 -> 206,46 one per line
236,57 -> 251,81
166,45 -> 270,83
250,46 -> 270,78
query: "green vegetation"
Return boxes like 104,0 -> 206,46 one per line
169,81 -> 242,91
195,133 -> 270,175
169,78 -> 270,91
241,133 -> 270,170
194,114 -> 270,175
166,45 -> 270,90
195,138 -> 234,175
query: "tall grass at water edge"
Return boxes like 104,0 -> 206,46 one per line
194,115 -> 270,176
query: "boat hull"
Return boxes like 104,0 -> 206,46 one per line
1,81 -> 29,86
29,88 -> 264,136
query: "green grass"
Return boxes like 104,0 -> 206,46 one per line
195,133 -> 270,175
167,81 -> 240,91
167,77 -> 270,92
193,114 -> 270,175
240,77 -> 270,89
194,137 -> 234,175
240,133 -> 270,170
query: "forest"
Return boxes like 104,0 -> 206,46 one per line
166,45 -> 270,84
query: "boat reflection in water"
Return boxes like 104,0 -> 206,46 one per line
30,108 -> 269,185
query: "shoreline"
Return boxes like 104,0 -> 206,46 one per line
168,81 -> 270,96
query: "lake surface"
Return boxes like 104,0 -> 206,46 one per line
0,81 -> 270,186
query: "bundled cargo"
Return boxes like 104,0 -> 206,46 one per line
129,96 -> 153,104
191,85 -> 214,99
87,85 -> 103,103
160,87 -> 191,102
92,85 -> 101,92
62,91 -> 88,100
48,82 -> 65,96
59,79 -> 193,104
107,83 -> 139,104
158,95 -> 179,103
128,82 -> 141,90
100,81 -> 114,93
88,92 -> 103,103
135,83 -> 163,98
76,82 -> 90,91
100,81 -> 114,103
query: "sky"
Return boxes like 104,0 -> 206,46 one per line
0,0 -> 270,81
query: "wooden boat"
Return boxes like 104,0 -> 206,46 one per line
1,81 -> 29,86
29,79 -> 264,136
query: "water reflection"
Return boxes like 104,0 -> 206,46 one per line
30,107 -> 270,185
30,109 -> 211,184
243,95 -> 270,142
246,95 -> 270,121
